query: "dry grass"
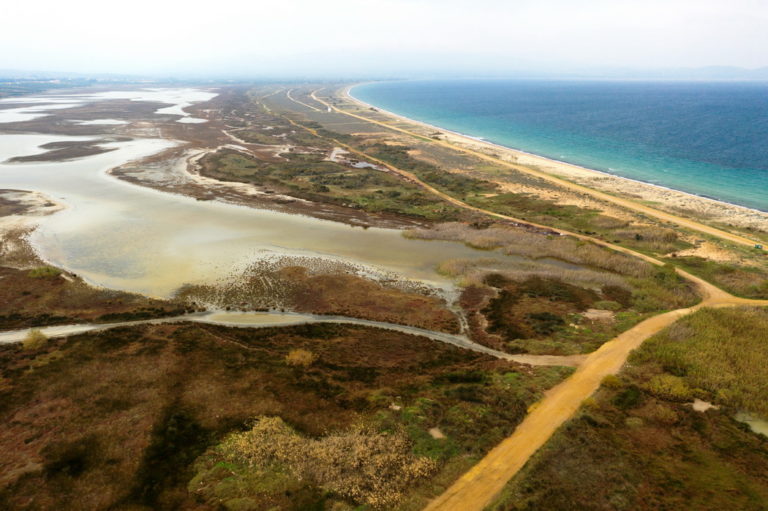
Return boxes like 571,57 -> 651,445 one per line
203,417 -> 437,508
26,266 -> 62,279
285,348 -> 317,367
436,257 -> 629,290
405,223 -> 653,278
0,264 -> 187,330
177,256 -> 460,333
22,328 -> 47,350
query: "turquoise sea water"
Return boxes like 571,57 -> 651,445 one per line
352,80 -> 768,212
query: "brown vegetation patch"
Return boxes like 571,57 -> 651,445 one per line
0,321 -> 567,510
480,275 -> 598,344
178,259 -> 460,333
0,98 -> 163,136
0,265 -> 187,329
0,191 -> 45,217
292,271 -> 460,333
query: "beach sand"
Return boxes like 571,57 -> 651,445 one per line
340,86 -> 768,236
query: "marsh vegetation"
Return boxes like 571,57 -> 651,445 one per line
406,222 -> 698,355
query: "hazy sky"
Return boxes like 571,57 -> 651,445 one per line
3,0 -> 768,77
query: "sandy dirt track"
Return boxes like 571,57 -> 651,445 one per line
422,282 -> 767,511
312,89 -> 762,248
296,90 -> 768,510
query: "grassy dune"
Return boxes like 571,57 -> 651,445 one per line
632,307 -> 768,416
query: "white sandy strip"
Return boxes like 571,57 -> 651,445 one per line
342,85 -> 768,232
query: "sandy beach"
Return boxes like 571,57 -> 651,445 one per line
341,85 -> 768,235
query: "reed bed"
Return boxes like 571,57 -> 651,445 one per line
406,222 -> 654,277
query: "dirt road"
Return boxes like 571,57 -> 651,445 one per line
287,90 -> 768,510
281,91 -> 740,273
310,89 -> 760,248
0,311 -> 585,367
423,290 -> 768,511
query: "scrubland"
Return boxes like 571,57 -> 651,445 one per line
0,322 -> 570,510
491,307 -> 768,511
406,222 -> 698,355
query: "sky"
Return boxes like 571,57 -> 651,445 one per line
3,0 -> 768,78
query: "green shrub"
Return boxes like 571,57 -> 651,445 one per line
636,307 -> 768,415
613,385 -> 643,410
27,266 -> 61,279
582,397 -> 599,410
601,374 -> 623,389
645,402 -> 679,425
593,300 -> 623,311
22,329 -> 48,350
647,374 -> 692,402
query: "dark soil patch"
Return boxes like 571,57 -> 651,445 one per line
481,275 -> 599,341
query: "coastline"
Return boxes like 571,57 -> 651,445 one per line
343,84 -> 768,234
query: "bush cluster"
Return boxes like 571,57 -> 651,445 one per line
208,417 -> 437,507
22,328 -> 48,350
27,266 -> 61,279
285,348 -> 317,367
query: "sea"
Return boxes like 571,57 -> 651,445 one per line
352,80 -> 768,212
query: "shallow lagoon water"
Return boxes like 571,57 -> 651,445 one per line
0,89 -> 566,299
0,88 -> 215,125
1,136 -> 503,296
735,412 -> 768,437
0,100 -> 87,123
79,88 -> 216,122
71,119 -> 128,126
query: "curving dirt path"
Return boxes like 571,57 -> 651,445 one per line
287,90 -> 768,510
423,291 -> 768,511
2,87 -> 763,511
280,91 -> 747,276
0,311 -> 584,367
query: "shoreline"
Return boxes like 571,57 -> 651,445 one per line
109,144 -> 425,231
343,84 -> 768,233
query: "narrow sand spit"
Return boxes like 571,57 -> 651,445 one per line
340,86 -> 768,234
